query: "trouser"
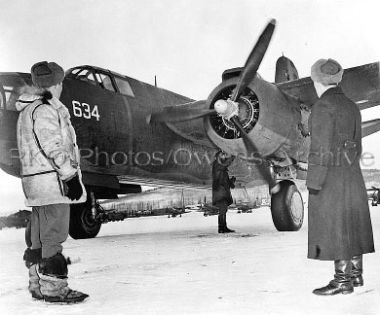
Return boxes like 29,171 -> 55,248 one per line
216,201 -> 228,215
216,201 -> 229,231
30,204 -> 70,259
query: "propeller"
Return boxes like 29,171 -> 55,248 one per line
230,19 -> 276,102
230,116 -> 279,193
150,19 -> 276,124
227,19 -> 279,193
150,19 -> 279,192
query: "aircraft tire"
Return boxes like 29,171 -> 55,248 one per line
270,180 -> 304,231
69,198 -> 101,239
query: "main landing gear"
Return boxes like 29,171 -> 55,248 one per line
69,190 -> 102,239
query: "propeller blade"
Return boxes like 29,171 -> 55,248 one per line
149,100 -> 214,123
231,19 -> 276,101
230,116 -> 279,193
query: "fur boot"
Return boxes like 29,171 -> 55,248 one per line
38,253 -> 88,303
23,248 -> 43,299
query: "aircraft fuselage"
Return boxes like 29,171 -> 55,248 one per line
0,66 -> 265,197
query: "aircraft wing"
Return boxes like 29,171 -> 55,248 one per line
100,185 -> 270,215
278,62 -> 380,110
362,119 -> 380,138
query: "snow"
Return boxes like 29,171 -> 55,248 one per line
1,201 -> 380,315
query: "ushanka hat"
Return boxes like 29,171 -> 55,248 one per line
311,58 -> 343,85
31,61 -> 64,88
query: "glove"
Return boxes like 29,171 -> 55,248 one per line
64,174 -> 83,200
230,176 -> 236,188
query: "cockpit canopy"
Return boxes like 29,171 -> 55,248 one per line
66,65 -> 135,97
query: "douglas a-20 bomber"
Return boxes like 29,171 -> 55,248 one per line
1,20 -> 380,238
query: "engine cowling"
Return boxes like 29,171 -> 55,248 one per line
204,75 -> 303,161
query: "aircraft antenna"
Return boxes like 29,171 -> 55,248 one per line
154,75 -> 157,87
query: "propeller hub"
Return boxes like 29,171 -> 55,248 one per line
214,99 -> 239,120
209,84 -> 259,140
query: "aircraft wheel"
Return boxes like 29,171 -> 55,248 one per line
69,194 -> 101,239
270,180 -> 304,231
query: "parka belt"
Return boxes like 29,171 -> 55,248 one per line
342,140 -> 357,149
22,170 -> 56,178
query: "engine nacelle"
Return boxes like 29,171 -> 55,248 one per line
204,75 -> 303,161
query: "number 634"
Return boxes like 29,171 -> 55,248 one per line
72,100 -> 100,121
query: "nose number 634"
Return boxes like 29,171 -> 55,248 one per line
72,100 -> 100,121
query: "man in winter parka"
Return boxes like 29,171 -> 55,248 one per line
17,61 -> 88,303
212,151 -> 236,233
307,58 -> 375,296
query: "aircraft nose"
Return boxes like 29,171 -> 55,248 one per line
0,73 -> 27,177
0,74 -> 21,140
0,108 -> 19,177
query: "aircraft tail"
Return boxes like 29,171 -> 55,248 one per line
275,56 -> 299,83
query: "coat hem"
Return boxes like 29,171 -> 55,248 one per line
307,249 -> 375,261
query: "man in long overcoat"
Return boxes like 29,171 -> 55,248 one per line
307,58 -> 374,295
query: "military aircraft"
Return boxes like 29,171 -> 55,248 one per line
1,19 -> 380,239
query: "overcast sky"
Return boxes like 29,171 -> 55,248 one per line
0,0 -> 379,213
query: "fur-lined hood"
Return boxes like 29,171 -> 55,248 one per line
15,85 -> 41,111
15,85 -> 67,115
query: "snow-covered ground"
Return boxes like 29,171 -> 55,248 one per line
1,202 -> 379,315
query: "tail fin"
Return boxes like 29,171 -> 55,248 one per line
275,56 -> 299,83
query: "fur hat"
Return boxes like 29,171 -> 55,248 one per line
31,61 -> 64,88
310,58 -> 343,85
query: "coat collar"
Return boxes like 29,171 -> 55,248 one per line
320,86 -> 343,98
15,94 -> 40,111
15,93 -> 69,118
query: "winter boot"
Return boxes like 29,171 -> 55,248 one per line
222,214 -> 235,233
218,214 -> 224,233
29,264 -> 43,300
351,255 -> 364,287
313,260 -> 354,296
38,253 -> 89,303
23,248 -> 43,300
